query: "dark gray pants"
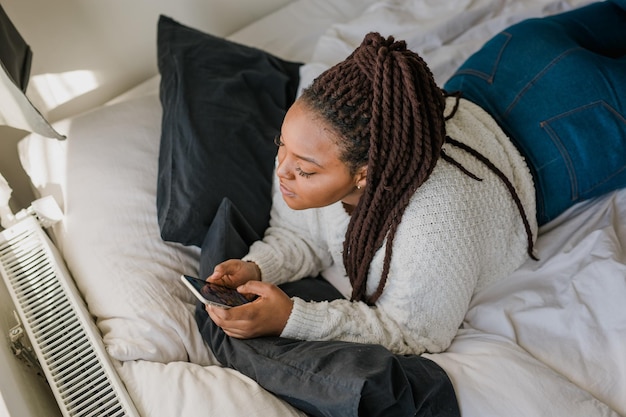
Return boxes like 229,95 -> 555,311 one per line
195,198 -> 460,417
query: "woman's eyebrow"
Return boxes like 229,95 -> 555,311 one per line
294,152 -> 324,168
281,135 -> 325,168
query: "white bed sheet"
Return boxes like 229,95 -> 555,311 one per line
18,0 -> 625,416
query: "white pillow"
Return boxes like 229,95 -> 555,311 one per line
19,93 -> 213,364
117,360 -> 306,417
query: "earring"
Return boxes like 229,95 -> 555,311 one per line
357,185 -> 362,190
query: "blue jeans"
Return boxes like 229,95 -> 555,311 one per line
444,0 -> 626,225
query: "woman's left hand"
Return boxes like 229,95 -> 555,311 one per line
206,281 -> 294,339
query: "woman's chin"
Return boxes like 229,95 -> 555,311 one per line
282,196 -> 307,210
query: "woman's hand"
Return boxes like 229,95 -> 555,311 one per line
207,259 -> 261,289
206,281 -> 294,338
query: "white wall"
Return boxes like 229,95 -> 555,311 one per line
0,1 -> 291,415
2,0 -> 292,121
0,0 -> 291,211
0,127 -> 33,211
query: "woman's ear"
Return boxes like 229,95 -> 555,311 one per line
355,165 -> 367,189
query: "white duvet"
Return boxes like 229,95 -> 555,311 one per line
19,0 -> 625,416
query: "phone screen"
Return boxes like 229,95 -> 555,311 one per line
181,275 -> 250,308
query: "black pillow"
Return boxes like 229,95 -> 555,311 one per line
199,197 -> 261,280
157,15 -> 302,246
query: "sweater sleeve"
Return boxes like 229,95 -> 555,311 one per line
279,172 -> 483,355
243,169 -> 334,285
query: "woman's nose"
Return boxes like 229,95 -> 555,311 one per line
276,154 -> 294,179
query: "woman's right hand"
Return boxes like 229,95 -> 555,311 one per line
207,259 -> 261,289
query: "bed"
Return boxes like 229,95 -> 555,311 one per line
14,0 -> 626,416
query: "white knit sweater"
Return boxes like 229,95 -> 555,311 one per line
244,98 -> 537,355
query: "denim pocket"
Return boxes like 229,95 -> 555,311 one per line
541,101 -> 626,201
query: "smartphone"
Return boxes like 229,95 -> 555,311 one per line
180,274 -> 251,309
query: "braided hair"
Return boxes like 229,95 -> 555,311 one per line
299,32 -> 535,305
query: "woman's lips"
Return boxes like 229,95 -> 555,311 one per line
279,182 -> 296,198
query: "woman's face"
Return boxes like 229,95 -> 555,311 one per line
276,100 -> 366,211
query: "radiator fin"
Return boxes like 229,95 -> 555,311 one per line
0,217 -> 139,417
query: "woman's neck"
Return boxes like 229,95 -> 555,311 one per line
342,202 -> 355,216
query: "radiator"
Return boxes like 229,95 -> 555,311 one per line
0,207 -> 139,417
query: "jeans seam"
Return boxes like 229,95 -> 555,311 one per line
452,31 -> 512,83
505,46 -> 583,117
540,122 -> 579,200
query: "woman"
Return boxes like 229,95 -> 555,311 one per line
195,1 -> 626,416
